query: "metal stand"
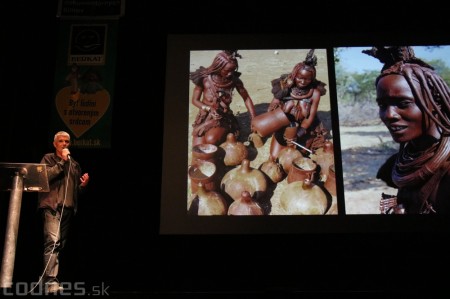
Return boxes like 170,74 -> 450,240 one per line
0,163 -> 49,288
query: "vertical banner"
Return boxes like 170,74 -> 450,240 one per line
51,0 -> 125,149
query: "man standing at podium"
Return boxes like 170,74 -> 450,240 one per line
38,131 -> 89,293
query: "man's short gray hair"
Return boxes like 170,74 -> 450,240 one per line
54,131 -> 71,141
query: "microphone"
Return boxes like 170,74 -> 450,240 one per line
63,148 -> 71,160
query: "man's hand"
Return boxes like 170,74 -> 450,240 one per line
80,173 -> 90,187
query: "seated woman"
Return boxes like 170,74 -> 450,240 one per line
266,49 -> 327,158
190,50 -> 256,147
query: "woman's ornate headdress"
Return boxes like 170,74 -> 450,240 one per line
362,46 -> 433,82
365,46 -> 450,189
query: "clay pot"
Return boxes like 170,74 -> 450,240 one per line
191,143 -> 226,179
259,155 -> 284,183
324,164 -> 337,197
188,183 -> 228,215
188,160 -> 217,194
279,179 -> 328,215
220,159 -> 267,201
323,139 -> 334,153
278,145 -> 303,175
283,123 -> 298,140
287,157 -> 317,184
251,107 -> 290,137
227,191 -> 264,215
219,133 -> 248,166
191,143 -> 218,165
310,140 -> 334,181
248,132 -> 264,148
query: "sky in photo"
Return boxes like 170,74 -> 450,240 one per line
336,45 -> 450,73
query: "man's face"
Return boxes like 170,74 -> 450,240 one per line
376,74 -> 423,143
53,135 -> 70,153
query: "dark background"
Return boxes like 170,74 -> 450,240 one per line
1,1 -> 450,297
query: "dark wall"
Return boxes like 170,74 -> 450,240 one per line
1,1 -> 450,297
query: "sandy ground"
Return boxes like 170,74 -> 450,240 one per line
187,49 -> 337,215
339,125 -> 398,214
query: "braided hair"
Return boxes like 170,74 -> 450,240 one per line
363,46 -> 450,135
364,46 -> 450,188
190,50 -> 241,86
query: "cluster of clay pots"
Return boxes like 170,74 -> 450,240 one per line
252,108 -> 337,214
259,138 -> 336,215
188,133 -> 266,216
188,130 -> 336,215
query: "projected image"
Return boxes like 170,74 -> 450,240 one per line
187,49 -> 338,216
334,45 -> 450,214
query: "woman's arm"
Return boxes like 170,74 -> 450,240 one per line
236,81 -> 256,119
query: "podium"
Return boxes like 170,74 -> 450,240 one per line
0,163 -> 49,288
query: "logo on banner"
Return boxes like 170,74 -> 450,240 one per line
68,24 -> 107,65
51,20 -> 116,148
58,24 -> 109,139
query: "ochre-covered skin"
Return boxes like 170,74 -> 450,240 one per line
190,50 -> 256,147
266,49 -> 328,159
364,46 -> 450,214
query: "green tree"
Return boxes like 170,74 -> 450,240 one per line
426,59 -> 450,85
